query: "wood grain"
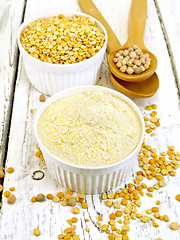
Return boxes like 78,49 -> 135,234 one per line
155,0 -> 180,92
0,0 -> 180,239
0,0 -> 26,167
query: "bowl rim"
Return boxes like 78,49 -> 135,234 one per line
17,11 -> 108,71
34,85 -> 145,170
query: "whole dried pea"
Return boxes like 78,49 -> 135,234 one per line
36,193 -> 45,202
140,58 -> 145,64
144,64 -> 149,70
7,194 -> 16,204
68,197 -> 76,206
39,94 -> 46,102
140,66 -> 145,72
127,67 -> 134,75
134,59 -> 141,66
115,53 -> 120,58
0,170 -> 4,178
128,47 -> 133,52
129,51 -> 136,59
127,59 -> 134,66
113,45 -> 151,74
135,48 -> 143,55
134,67 -> 143,74
116,62 -> 122,68
120,66 -> 127,73
122,59 -> 127,65
123,50 -> 129,57
113,58 -> 118,63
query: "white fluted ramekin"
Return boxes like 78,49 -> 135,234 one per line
34,86 -> 145,194
17,11 -> 107,96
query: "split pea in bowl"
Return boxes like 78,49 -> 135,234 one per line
34,86 -> 145,194
17,11 -> 107,95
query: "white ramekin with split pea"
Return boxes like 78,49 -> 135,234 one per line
34,86 -> 145,194
17,11 -> 107,96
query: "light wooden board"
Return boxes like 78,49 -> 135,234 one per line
156,0 -> 180,90
0,0 -> 26,166
0,0 -> 180,239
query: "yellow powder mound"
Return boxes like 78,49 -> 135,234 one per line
37,90 -> 142,167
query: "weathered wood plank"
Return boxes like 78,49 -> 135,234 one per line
0,0 -> 26,167
1,0 -> 180,239
155,0 -> 180,92
0,0 -> 26,238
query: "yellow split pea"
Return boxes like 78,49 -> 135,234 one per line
7,167 -> 14,173
176,194 -> 180,201
170,222 -> 179,230
33,228 -> 40,236
72,207 -> 80,214
20,15 -> 105,65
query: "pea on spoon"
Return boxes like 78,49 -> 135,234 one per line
108,0 -> 158,82
78,0 -> 159,97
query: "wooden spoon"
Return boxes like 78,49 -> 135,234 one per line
110,72 -> 159,98
78,0 -> 159,97
108,0 -> 158,82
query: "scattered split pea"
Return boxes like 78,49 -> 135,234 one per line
33,228 -> 40,236
39,94 -> 46,102
72,207 -> 80,214
7,167 -> 14,174
176,194 -> 180,201
170,222 -> 179,230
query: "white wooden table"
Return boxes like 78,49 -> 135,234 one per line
0,0 -> 180,239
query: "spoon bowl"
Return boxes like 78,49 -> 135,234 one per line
108,47 -> 158,82
108,0 -> 158,83
110,72 -> 159,98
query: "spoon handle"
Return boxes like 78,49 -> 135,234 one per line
124,0 -> 147,49
78,0 -> 121,52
